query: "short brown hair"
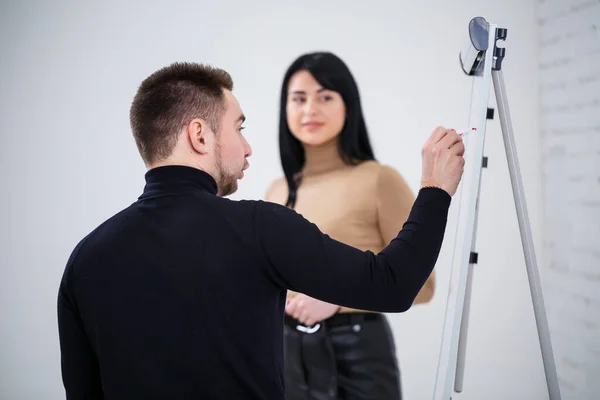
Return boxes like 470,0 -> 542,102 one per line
129,62 -> 233,165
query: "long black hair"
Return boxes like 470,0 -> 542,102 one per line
278,51 -> 376,208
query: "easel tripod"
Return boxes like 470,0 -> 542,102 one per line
432,17 -> 562,400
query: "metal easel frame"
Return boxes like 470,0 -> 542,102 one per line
432,16 -> 561,400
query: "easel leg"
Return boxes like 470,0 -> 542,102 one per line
454,161 -> 484,393
492,67 -> 562,400
454,263 -> 474,394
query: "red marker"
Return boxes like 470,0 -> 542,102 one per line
456,127 -> 477,136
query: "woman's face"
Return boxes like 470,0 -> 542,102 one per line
286,70 -> 346,147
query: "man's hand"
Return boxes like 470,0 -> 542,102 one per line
421,126 -> 466,196
285,294 -> 340,327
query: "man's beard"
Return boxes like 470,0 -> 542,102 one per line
214,143 -> 238,197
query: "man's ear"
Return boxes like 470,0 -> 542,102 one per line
187,118 -> 214,155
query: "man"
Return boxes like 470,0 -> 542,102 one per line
57,62 -> 465,399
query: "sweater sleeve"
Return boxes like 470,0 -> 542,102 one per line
256,187 -> 451,312
57,246 -> 104,399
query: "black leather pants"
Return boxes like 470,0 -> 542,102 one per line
284,313 -> 402,400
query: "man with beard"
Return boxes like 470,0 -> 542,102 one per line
57,62 -> 465,400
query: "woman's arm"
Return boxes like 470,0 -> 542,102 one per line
375,165 -> 436,304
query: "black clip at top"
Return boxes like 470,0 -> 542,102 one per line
493,27 -> 507,71
496,27 -> 507,41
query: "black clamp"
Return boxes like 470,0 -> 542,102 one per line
469,252 -> 479,264
493,28 -> 507,70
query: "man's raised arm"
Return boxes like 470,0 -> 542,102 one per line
257,127 -> 465,312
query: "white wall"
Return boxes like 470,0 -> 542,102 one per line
0,1 -> 547,399
537,0 -> 600,399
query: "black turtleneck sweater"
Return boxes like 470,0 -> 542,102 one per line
57,165 -> 451,400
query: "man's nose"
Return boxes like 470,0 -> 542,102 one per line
244,137 -> 252,157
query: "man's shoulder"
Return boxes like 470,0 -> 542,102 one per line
64,204 -> 138,266
222,195 -> 304,232
59,205 -> 133,298
229,196 -> 292,217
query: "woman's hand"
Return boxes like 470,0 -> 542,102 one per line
285,294 -> 340,327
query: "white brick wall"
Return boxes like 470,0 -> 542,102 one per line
538,0 -> 600,398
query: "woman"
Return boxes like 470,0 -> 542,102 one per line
265,52 -> 435,400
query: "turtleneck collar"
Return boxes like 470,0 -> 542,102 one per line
301,139 -> 346,178
139,165 -> 218,200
